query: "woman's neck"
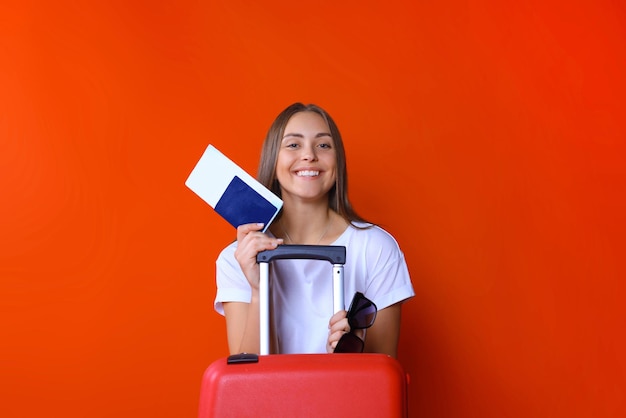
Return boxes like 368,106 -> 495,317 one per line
277,206 -> 333,245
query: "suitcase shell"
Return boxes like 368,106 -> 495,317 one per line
198,353 -> 408,418
199,245 -> 408,417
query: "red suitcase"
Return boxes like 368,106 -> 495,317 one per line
198,245 -> 409,417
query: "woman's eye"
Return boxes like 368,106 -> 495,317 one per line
286,143 -> 299,148
318,143 -> 332,149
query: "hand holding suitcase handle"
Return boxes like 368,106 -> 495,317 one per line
256,244 -> 347,355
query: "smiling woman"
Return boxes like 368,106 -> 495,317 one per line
213,103 -> 415,357
275,111 -> 338,207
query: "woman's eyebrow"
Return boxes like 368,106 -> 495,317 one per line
282,132 -> 332,139
282,132 -> 304,139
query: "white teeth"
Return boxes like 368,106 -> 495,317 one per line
296,170 -> 319,177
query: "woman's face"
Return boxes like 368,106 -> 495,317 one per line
275,111 -> 337,204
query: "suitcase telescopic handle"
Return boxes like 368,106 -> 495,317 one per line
257,245 -> 346,355
257,244 -> 346,264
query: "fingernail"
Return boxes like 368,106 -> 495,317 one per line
257,223 -> 264,227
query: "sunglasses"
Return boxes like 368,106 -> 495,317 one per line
334,292 -> 377,353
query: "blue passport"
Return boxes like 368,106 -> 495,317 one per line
185,144 -> 283,231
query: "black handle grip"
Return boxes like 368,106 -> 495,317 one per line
256,245 -> 346,265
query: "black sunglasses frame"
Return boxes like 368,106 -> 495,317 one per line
333,292 -> 377,353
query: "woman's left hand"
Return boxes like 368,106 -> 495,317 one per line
327,310 -> 365,353
327,310 -> 348,353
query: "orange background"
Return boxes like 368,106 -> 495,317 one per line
1,1 -> 624,417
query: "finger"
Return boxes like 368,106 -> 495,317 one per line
235,239 -> 282,268
247,235 -> 283,251
327,329 -> 350,354
237,229 -> 283,255
236,223 -> 265,241
329,318 -> 350,335
328,310 -> 348,328
329,329 -> 347,342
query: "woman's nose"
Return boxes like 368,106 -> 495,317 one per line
301,144 -> 318,161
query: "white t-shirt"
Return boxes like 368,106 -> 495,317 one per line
214,223 -> 415,354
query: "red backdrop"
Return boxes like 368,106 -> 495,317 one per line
1,1 -> 624,417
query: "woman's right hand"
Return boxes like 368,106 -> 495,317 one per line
234,223 -> 283,290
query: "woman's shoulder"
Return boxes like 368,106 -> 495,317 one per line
216,240 -> 238,263
345,222 -> 403,249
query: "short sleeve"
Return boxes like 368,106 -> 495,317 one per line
214,241 -> 252,315
353,226 -> 415,310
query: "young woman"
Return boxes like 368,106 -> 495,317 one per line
214,103 -> 414,357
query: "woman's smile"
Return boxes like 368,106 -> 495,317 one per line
295,170 -> 320,177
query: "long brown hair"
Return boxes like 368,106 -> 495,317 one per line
257,103 -> 369,225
